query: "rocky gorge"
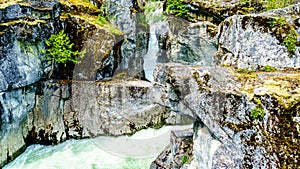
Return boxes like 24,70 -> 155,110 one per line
0,0 -> 299,168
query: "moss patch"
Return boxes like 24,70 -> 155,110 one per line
0,19 -> 46,27
59,0 -> 100,15
233,69 -> 300,110
0,0 -> 23,9
241,16 -> 298,55
68,14 -> 123,35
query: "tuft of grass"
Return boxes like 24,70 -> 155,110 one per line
261,65 -> 277,72
251,98 -> 265,120
236,68 -> 255,74
251,107 -> 266,120
283,29 -> 298,53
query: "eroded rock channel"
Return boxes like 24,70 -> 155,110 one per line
0,0 -> 299,168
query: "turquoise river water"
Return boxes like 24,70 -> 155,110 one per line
4,125 -> 191,169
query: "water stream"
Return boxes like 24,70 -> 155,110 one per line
144,25 -> 159,82
4,125 -> 191,169
143,2 -> 168,82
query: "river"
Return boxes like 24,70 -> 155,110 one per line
4,125 -> 192,169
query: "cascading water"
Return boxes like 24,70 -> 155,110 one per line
143,2 -> 169,82
144,25 -> 159,82
3,125 -> 192,169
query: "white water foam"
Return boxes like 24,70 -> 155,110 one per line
4,125 -> 192,169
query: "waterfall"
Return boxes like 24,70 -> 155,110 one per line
144,24 -> 159,82
143,2 -> 169,82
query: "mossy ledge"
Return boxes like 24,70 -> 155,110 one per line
232,68 -> 300,110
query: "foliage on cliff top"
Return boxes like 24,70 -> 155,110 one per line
166,0 -> 189,19
266,17 -> 298,54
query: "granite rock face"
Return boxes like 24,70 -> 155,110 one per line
152,63 -> 300,169
215,4 -> 300,69
104,0 -> 149,79
0,85 -> 37,167
1,1 -> 300,169
0,2 -> 60,92
0,77 -> 192,167
150,129 -> 194,169
167,17 -> 217,65
0,2 -> 61,166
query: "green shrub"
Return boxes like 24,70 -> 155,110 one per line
267,17 -> 286,27
45,30 -> 85,77
166,0 -> 189,18
251,98 -> 265,120
264,0 -> 295,10
97,14 -> 109,25
181,155 -> 188,165
283,29 -> 298,53
251,107 -> 266,120
240,0 -> 296,14
45,30 -> 84,66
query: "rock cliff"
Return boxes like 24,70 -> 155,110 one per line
0,0 -> 300,168
151,63 -> 299,168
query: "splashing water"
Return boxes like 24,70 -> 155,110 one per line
4,125 -> 192,169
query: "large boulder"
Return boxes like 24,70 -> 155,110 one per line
215,4 -> 300,69
166,16 -> 217,65
153,63 -> 299,168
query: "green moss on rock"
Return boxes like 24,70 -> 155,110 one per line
234,69 -> 300,110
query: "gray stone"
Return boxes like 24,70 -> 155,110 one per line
154,63 -> 299,169
215,4 -> 300,69
167,17 -> 217,65
150,129 -> 193,169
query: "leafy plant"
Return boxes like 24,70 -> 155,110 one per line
251,98 -> 265,120
45,30 -> 85,77
97,14 -> 109,25
251,107 -> 266,120
166,0 -> 189,18
267,17 -> 286,27
283,29 -> 298,53
261,65 -> 277,72
181,155 -> 188,165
